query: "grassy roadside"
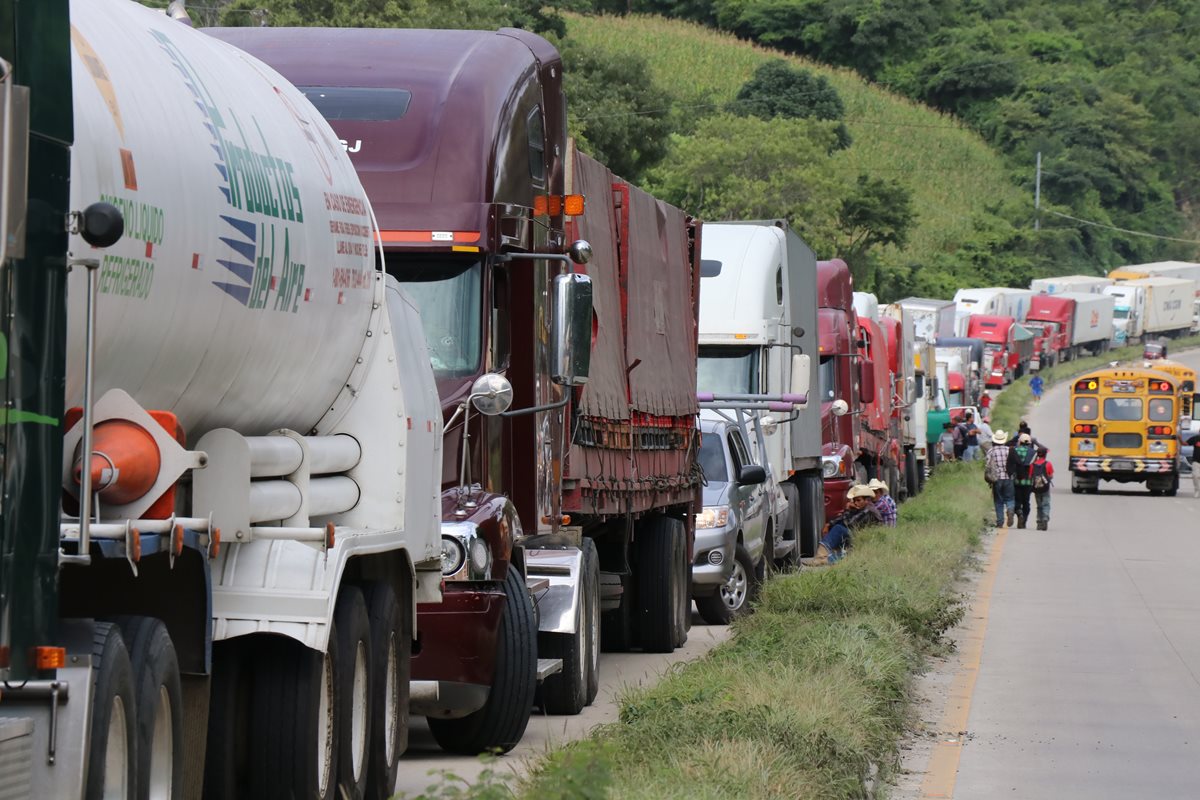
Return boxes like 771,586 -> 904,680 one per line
499,464 -> 990,800
989,334 -> 1200,434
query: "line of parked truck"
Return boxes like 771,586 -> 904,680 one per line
3,3 -> 1199,797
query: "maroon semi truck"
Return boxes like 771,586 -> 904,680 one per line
816,259 -> 897,516
210,26 -> 701,755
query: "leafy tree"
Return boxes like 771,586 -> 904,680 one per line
728,60 -> 851,149
562,41 -> 673,182
217,0 -> 567,35
836,175 -> 914,289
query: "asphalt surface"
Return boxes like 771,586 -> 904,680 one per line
913,350 -> 1200,799
392,613 -> 731,797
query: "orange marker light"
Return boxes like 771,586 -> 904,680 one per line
564,194 -> 585,216
532,196 -> 549,216
33,646 -> 66,670
172,524 -> 184,557
325,522 -> 336,549
548,195 -> 562,216
209,527 -> 221,560
130,527 -> 142,563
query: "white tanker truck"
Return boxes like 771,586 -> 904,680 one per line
0,1 -> 472,798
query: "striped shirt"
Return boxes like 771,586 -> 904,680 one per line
986,444 -> 1011,480
875,495 -> 898,527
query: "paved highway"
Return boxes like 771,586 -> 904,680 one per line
392,614 -> 731,797
901,349 -> 1200,799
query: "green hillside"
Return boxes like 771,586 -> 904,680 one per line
565,13 -> 1028,295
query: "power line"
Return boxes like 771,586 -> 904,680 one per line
1043,210 -> 1200,245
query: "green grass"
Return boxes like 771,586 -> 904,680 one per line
510,464 -> 992,800
564,13 -> 1024,273
989,335 -> 1200,434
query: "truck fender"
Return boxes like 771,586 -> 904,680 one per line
525,547 -> 584,635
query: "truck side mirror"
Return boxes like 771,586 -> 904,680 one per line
789,353 -> 811,397
737,464 -> 767,485
914,373 -> 925,398
859,359 -> 876,398
550,272 -> 593,386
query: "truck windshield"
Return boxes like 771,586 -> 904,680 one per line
697,346 -> 758,394
299,86 -> 412,121
1113,308 -> 1130,319
818,356 -> 837,402
388,256 -> 483,378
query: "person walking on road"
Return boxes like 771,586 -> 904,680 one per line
1031,445 -> 1054,530
1010,433 -> 1037,528
868,478 -> 897,527
980,392 -> 992,414
961,412 -> 981,462
985,430 -> 1016,528
1030,372 -> 1045,404
804,484 -> 882,565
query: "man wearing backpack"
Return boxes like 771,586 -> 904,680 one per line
952,417 -> 966,460
1031,445 -> 1054,530
985,430 -> 1016,528
1010,433 -> 1038,529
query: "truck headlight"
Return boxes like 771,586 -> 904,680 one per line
441,536 -> 466,575
469,536 -> 491,575
696,506 -> 730,529
821,455 -> 845,478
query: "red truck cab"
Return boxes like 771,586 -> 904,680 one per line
1026,296 -> 1074,363
967,315 -> 1032,388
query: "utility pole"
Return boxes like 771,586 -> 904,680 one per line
1034,151 -> 1042,231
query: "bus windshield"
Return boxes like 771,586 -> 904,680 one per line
387,255 -> 483,378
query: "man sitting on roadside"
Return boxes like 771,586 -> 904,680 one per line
803,484 -> 882,566
868,478 -> 898,527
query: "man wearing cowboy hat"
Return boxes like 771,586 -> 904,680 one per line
1010,432 -> 1038,528
984,429 -> 1017,528
803,484 -> 882,565
868,478 -> 897,527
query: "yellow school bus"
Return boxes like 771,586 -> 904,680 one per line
1142,359 -> 1197,419
1069,367 -> 1179,495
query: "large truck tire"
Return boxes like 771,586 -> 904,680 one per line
85,622 -> 138,800
634,515 -> 687,653
362,580 -> 410,800
113,616 -> 183,800
905,450 -> 920,499
797,472 -> 824,559
428,565 -> 536,754
334,587 -> 373,800
777,482 -> 801,570
600,574 -> 635,653
539,538 -> 600,715
695,544 -> 759,625
248,623 -> 342,800
203,640 -> 250,799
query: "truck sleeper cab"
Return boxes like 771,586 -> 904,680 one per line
1070,369 -> 1179,495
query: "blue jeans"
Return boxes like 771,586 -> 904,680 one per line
821,523 -> 851,554
992,478 -> 1015,525
963,445 -> 980,462
1035,490 -> 1051,524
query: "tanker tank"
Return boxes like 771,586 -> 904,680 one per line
66,0 -> 378,438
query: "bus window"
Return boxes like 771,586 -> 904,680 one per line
1103,397 -> 1143,421
1149,398 -> 1173,422
1074,397 -> 1098,420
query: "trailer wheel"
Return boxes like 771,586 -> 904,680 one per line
539,539 -> 600,714
112,616 -> 183,800
85,622 -> 137,800
334,588 -> 373,799
905,450 -> 920,499
634,516 -> 686,653
428,565 -> 536,754
249,623 -> 341,799
695,545 -> 759,625
362,580 -> 410,800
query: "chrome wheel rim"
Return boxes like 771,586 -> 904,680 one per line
719,560 -> 748,611
102,695 -> 129,800
384,631 -> 398,766
317,650 -> 334,795
147,685 -> 173,798
350,641 -> 368,781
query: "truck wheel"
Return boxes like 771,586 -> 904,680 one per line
362,580 -> 409,800
249,623 -> 341,799
85,622 -> 138,800
334,588 -> 373,799
203,640 -> 250,799
797,473 -> 824,559
905,450 -> 920,499
887,463 -> 901,500
539,539 -> 600,715
695,545 -> 759,625
428,565 -> 536,754
777,482 -> 800,570
600,573 -> 635,653
113,616 -> 183,800
634,516 -> 686,653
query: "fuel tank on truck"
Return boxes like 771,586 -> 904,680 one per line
66,0 -> 377,438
